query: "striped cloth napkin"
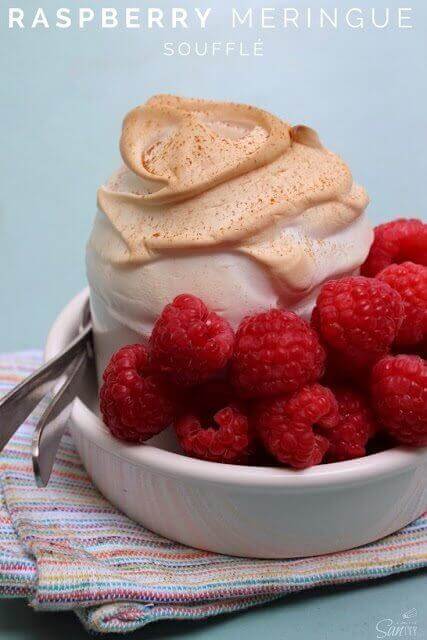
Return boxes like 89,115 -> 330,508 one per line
0,351 -> 426,634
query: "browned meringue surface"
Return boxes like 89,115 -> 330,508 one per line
95,95 -> 369,293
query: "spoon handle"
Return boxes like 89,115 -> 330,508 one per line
0,322 -> 92,451
32,348 -> 88,487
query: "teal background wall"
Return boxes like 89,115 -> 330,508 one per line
1,0 -> 426,351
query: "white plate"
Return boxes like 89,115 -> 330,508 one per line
45,289 -> 427,558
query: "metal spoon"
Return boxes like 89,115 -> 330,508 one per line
32,300 -> 93,486
0,299 -> 92,485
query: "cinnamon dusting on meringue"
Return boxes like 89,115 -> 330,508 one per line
94,94 -> 370,294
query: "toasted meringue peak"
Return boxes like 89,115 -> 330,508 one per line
119,94 -> 292,204
94,95 -> 370,294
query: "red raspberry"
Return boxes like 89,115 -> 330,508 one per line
361,218 -> 427,277
231,309 -> 326,399
255,384 -> 338,469
100,344 -> 177,443
175,405 -> 252,464
320,388 -> 377,462
371,355 -> 427,446
312,276 -> 404,370
377,262 -> 427,349
150,294 -> 234,387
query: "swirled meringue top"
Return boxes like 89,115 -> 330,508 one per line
94,95 -> 370,293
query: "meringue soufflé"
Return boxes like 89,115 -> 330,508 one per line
87,95 -> 373,379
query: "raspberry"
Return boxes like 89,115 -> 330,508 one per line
231,309 -> 326,399
100,344 -> 177,443
377,262 -> 427,349
361,218 -> 427,277
312,276 -> 404,370
175,405 -> 252,464
254,384 -> 338,469
371,355 -> 427,446
150,294 -> 234,387
320,388 -> 377,462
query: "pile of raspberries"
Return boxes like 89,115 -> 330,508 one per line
100,218 -> 427,469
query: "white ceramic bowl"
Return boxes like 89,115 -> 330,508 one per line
45,290 -> 427,559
